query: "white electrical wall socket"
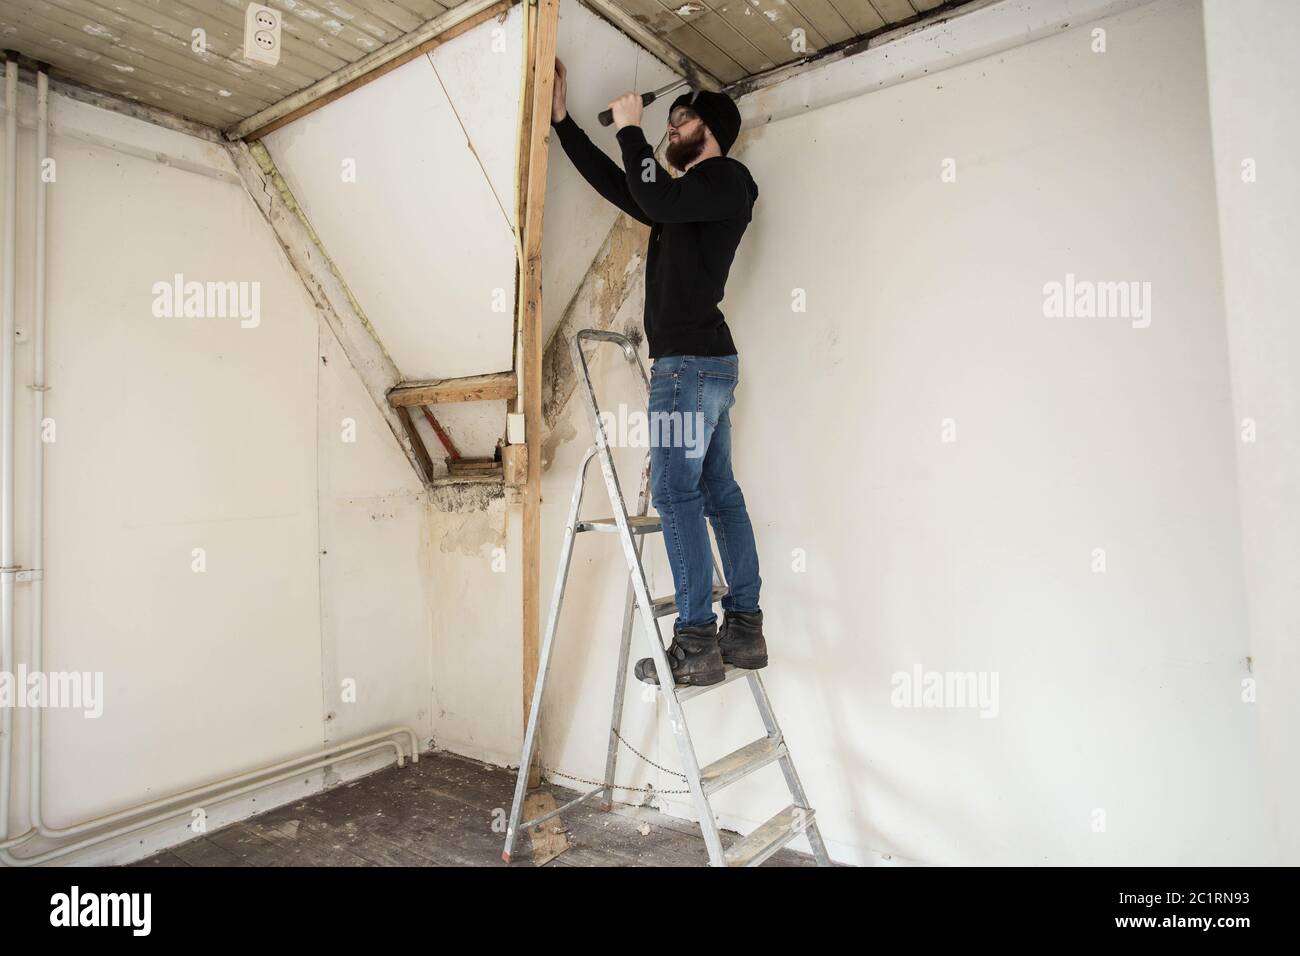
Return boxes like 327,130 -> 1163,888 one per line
243,2 -> 282,67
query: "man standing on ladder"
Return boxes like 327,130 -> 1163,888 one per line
549,60 -> 763,687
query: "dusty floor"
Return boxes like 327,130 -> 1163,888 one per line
132,750 -> 818,867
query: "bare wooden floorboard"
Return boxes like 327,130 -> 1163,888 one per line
132,750 -> 819,867
130,850 -> 190,867
169,836 -> 248,868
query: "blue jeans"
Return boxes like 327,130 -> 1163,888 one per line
648,354 -> 762,629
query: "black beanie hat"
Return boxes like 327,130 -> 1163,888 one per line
670,89 -> 741,155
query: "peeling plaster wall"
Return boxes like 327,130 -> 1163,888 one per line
0,91 -> 437,862
425,490 -> 521,765
542,212 -> 648,439
526,0 -> 1275,865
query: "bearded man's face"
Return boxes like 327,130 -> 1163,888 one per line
666,112 -> 707,171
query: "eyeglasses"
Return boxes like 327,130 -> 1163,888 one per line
668,107 -> 700,129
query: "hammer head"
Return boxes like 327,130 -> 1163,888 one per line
680,59 -> 705,104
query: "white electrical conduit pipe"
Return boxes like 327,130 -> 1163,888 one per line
0,64 -> 421,866
0,51 -> 18,846
29,64 -> 47,833
2,728 -> 419,854
1,733 -> 411,866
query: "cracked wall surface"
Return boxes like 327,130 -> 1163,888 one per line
542,212 -> 649,438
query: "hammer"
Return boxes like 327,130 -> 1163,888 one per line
597,63 -> 702,127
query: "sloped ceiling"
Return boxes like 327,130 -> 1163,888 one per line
0,0 -> 980,129
262,4 -> 522,382
606,0 -> 963,84
0,0 -> 467,128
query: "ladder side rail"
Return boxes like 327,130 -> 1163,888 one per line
746,671 -> 834,866
601,450 -> 652,809
571,333 -> 728,866
503,445 -> 599,861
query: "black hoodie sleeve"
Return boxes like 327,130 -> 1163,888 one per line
615,125 -> 750,223
550,114 -> 653,226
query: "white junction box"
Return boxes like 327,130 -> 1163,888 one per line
507,412 -> 526,445
244,2 -> 282,67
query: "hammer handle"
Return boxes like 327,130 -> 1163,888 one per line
598,91 -> 658,127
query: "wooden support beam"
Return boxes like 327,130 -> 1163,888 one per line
226,140 -> 430,485
519,0 -> 560,784
395,406 -> 436,485
388,372 -> 518,407
227,0 -> 518,141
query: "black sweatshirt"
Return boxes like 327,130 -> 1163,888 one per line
550,114 -> 758,358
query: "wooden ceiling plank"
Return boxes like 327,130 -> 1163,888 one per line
697,0 -> 802,70
387,0 -> 450,30
87,0 -> 325,91
725,0 -> 836,54
163,0 -> 351,74
37,0 -> 311,103
577,0 -> 726,89
207,0 -> 360,64
641,5 -> 769,77
825,0 -> 887,36
229,0 -> 381,58
631,0 -> 775,70
385,0 -> 453,21
783,0 -> 858,46
658,21 -> 750,83
332,0 -> 430,37
4,10 -> 262,121
0,14 -> 256,124
871,0 -> 918,24
293,0 -> 414,42
213,0 -> 391,62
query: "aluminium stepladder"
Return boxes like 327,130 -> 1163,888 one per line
501,329 -> 832,868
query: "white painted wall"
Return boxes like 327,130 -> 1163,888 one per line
0,90 -> 436,863
1202,0 -> 1300,863
3,0 -> 1287,869
264,5 -> 525,384
532,0 -> 1278,865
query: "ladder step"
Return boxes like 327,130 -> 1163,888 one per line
702,738 -> 780,796
699,735 -> 787,796
724,805 -> 815,868
676,665 -> 748,701
576,515 -> 662,534
648,584 -> 727,618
